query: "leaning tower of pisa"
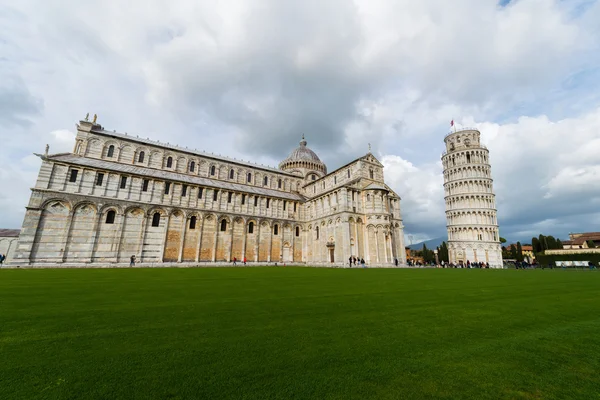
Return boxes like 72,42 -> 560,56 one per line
441,128 -> 503,268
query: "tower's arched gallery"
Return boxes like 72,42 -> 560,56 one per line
13,119 -> 406,266
442,128 -> 503,267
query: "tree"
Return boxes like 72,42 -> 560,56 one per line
532,237 -> 541,253
587,240 -> 596,249
510,244 -> 517,259
547,236 -> 558,250
516,242 -> 524,262
500,237 -> 507,244
557,239 -> 562,249
538,234 -> 547,252
440,242 -> 450,262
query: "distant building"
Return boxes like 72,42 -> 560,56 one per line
507,244 -> 535,262
543,232 -> 600,257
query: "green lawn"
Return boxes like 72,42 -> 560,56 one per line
1,268 -> 599,399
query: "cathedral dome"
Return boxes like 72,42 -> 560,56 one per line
279,136 -> 327,176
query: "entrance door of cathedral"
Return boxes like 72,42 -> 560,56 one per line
329,248 -> 335,263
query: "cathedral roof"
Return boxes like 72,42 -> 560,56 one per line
280,136 -> 325,166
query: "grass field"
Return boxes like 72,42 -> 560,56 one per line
1,267 -> 599,399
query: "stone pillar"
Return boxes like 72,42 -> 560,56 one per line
241,221 -> 247,261
137,217 -> 147,262
343,218 -> 351,267
354,222 -> 359,258
388,232 -> 394,263
13,208 -> 42,264
254,221 -> 260,262
159,213 -> 171,262
88,210 -> 103,263
60,210 -> 76,263
177,217 -> 187,262
195,215 -> 205,262
211,222 -> 218,262
375,229 -> 380,264
290,226 -> 295,263
227,220 -> 234,262
364,224 -> 371,264
267,224 -> 273,263
113,211 -> 127,263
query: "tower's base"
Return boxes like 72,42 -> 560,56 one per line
447,241 -> 503,268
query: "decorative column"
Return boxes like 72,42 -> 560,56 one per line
241,220 -> 247,261
211,221 -> 218,262
177,217 -> 187,262
89,210 -> 104,263
195,215 -> 205,262
113,211 -> 130,263
12,208 -> 43,264
254,221 -> 260,262
227,220 -> 234,262
267,224 -> 273,262
343,219 -> 351,267
364,224 -> 371,264
137,217 -> 147,263
375,229 -> 380,264
59,209 -> 76,263
158,213 -> 171,262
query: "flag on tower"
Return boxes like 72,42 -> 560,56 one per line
450,120 -> 454,127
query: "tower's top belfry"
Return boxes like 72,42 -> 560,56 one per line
444,128 -> 481,154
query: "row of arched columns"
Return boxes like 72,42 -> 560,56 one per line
446,210 -> 498,226
17,198 -> 304,264
444,180 -> 493,196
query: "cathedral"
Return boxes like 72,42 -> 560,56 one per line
11,118 -> 406,267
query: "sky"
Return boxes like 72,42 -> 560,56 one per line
1,0 -> 600,244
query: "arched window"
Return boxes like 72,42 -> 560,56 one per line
220,219 -> 227,232
316,226 -> 319,240
190,161 -> 195,172
369,169 -> 374,179
189,216 -> 197,229
248,222 -> 254,234
347,170 -> 350,178
210,166 -> 216,176
367,194 -> 370,201
105,210 -> 116,224
334,176 -> 337,184
274,224 -> 278,235
247,173 -> 252,183
107,145 -> 115,158
278,179 -> 282,189
166,156 -> 173,168
229,169 -> 234,179
138,151 -> 145,163
295,227 -> 300,237
152,212 -> 161,227
466,153 -> 471,163
263,176 -> 268,186
311,175 -> 316,181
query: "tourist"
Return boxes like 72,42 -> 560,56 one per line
130,255 -> 136,267
394,258 -> 398,267
361,258 -> 365,268
243,257 -> 247,266
353,256 -> 357,266
233,257 -> 237,266
348,256 -> 353,268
